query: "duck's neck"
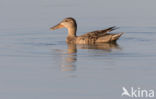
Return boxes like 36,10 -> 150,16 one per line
67,26 -> 77,37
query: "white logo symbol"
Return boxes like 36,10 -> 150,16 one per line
121,87 -> 155,98
122,87 -> 131,97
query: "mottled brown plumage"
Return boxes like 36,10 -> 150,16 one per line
50,17 -> 124,44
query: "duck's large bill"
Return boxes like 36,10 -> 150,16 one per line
50,23 -> 64,30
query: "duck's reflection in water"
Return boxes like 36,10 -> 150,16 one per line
54,42 -> 121,72
61,43 -> 77,72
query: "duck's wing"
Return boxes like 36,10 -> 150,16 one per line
80,26 -> 119,37
76,26 -> 123,44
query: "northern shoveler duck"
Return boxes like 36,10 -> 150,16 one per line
50,17 -> 124,44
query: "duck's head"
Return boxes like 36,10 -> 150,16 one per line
50,17 -> 77,31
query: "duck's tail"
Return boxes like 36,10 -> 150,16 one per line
111,32 -> 124,42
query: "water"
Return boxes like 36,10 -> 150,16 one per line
0,0 -> 156,99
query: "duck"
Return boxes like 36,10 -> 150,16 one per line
50,17 -> 124,44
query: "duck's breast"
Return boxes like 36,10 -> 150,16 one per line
76,37 -> 90,44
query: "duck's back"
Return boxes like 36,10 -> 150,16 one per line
75,26 -> 123,44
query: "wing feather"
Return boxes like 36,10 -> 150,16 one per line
80,26 -> 119,37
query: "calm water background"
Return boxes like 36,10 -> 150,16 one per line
0,0 -> 156,99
